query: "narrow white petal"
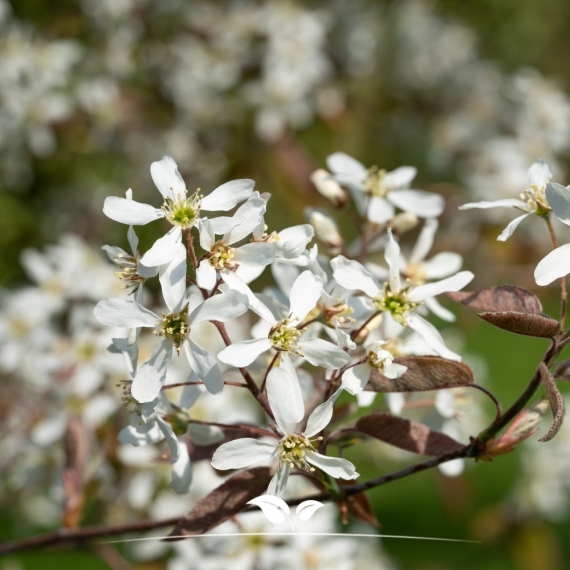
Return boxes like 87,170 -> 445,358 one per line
330,255 -> 381,298
103,196 -> 163,225
184,338 -> 224,395
383,362 -> 408,379
127,225 -> 139,254
94,298 -> 158,328
423,252 -> 463,279
196,259 -> 217,291
304,386 -> 344,438
384,166 -> 417,189
535,243 -> 570,286
546,182 -> 570,226
221,270 -> 276,323
118,421 -> 162,446
233,243 -> 275,267
171,437 -> 193,493
424,296 -> 456,322
409,218 -> 437,264
156,417 -> 181,464
384,230 -> 401,293
326,152 -> 367,180
527,159 -> 552,189
356,392 -> 376,408
140,226 -> 182,267
407,314 -> 461,361
459,199 -> 528,210
131,340 -> 174,402
267,368 -> 305,435
409,271 -> 474,302
367,197 -> 395,224
151,156 -> 186,201
274,225 -> 314,259
159,243 -> 187,312
288,270 -> 323,323
305,453 -> 359,480
211,439 -> 277,470
201,179 -> 255,212
388,189 -> 445,218
302,338 -> 351,369
341,363 -> 371,395
438,458 -> 465,477
224,198 -> 267,244
198,218 -> 215,251
267,463 -> 291,497
386,392 -> 405,415
435,390 -> 456,418
189,291 -> 249,325
497,213 -> 531,242
179,380 -> 202,409
217,338 -> 272,367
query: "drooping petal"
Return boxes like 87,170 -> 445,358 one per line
497,213 -> 531,242
305,452 -> 359,480
198,218 -> 215,251
211,439 -> 277,470
384,230 -> 401,293
274,225 -> 315,259
302,338 -> 351,369
179,376 -> 202,409
459,199 -> 528,210
423,252 -> 463,279
127,226 -> 139,254
233,243 -> 275,268
408,271 -> 474,302
103,196 -> 164,225
367,197 -> 395,225
171,437 -> 193,493
140,226 -> 183,267
545,182 -> 570,226
535,243 -> 570,286
341,363 -> 371,395
409,218 -> 437,264
424,296 -> 456,322
131,339 -> 174,402
304,386 -> 344,438
267,463 -> 291,497
196,260 -> 217,291
151,156 -> 186,201
331,255 -> 382,298
407,314 -> 461,361
266,367 -> 305,435
388,189 -> 445,218
326,152 -> 367,181
189,290 -> 249,325
288,270 -> 323,323
527,159 -> 552,189
159,243 -> 187,313
217,338 -> 272,367
184,339 -> 224,395
94,298 -> 158,328
201,179 -> 255,212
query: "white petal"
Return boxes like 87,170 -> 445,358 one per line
189,290 -> 249,325
94,298 -> 158,328
103,196 -> 164,225
535,243 -> 570,286
140,226 -> 182,267
159,243 -> 187,312
221,270 -> 276,323
211,439 -> 277,470
459,199 -> 528,210
151,156 -> 186,201
424,297 -> 456,322
196,259 -> 217,291
217,338 -> 272,367
384,230 -> 401,293
305,453 -> 359,480
267,368 -> 305,435
435,390 -> 455,418
201,179 -> 255,212
295,500 -> 325,522
388,189 -> 445,218
118,421 -> 162,446
271,262 -> 301,297
131,340 -> 174,402
304,386 -> 344,437
407,314 -> 461,361
274,225 -> 314,259
156,417 -> 181,464
302,338 -> 351,369
356,391 -> 376,408
409,271 -> 474,302
247,495 -> 290,522
330,255 -> 381,298
224,198 -> 267,244
326,152 -> 367,181
189,424 -> 224,445
267,464 -> 291,497
288,270 -> 323,323
527,159 -> 552,189
386,392 -> 405,415
127,224 -> 139,253
423,252 -> 463,279
171,437 -> 193,493
438,458 -> 464,477
198,218 -> 215,251
367,197 -> 395,224
384,166 -> 417,189
409,218 -> 437,264
341,363 -> 371,395
497,213 -> 531,242
184,338 -> 224,395
383,362 -> 408,379
545,182 -> 570,226
233,243 -> 275,267
208,215 -> 243,235
179,380 -> 202,409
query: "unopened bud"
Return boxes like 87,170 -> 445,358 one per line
306,208 -> 343,249
388,212 -> 419,234
310,169 -> 347,208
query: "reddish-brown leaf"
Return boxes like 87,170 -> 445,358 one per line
62,416 -> 88,528
168,467 -> 271,539
345,492 -> 381,528
538,363 -> 566,443
477,312 -> 560,338
447,285 -> 542,314
355,413 -> 464,455
365,356 -> 473,392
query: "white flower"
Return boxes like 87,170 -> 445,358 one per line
460,159 -> 552,241
310,168 -> 347,207
211,366 -> 358,496
331,231 -> 474,360
94,243 -> 249,401
218,270 -> 350,369
326,152 -> 444,223
306,208 -> 343,249
103,156 -> 255,267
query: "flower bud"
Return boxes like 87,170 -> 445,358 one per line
388,212 -> 419,234
310,169 -> 347,207
306,208 -> 343,250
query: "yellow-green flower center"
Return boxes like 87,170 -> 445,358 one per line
208,241 -> 236,270
112,252 -> 147,292
324,301 -> 355,327
154,304 -> 190,353
162,190 -> 202,228
367,349 -> 390,371
520,184 -> 550,216
374,283 -> 419,326
269,317 -> 305,355
364,166 -> 389,198
278,434 -> 317,471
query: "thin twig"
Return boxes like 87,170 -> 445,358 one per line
184,229 -> 199,272
469,383 -> 502,423
350,312 -> 380,341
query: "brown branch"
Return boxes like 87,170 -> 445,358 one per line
187,419 -> 278,438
